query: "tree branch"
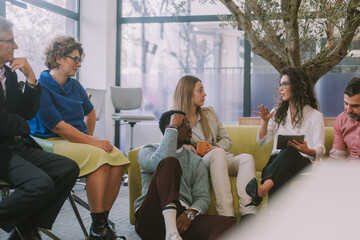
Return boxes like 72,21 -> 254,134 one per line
303,1 -> 360,83
220,0 -> 286,71
324,0 -> 345,48
247,0 -> 287,59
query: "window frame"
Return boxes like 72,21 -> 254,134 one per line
1,0 -> 80,40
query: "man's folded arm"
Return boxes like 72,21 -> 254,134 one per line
0,109 -> 30,136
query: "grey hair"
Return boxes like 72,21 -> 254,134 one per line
0,16 -> 13,39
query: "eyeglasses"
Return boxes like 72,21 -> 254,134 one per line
180,121 -> 191,128
0,38 -> 15,44
66,55 -> 82,64
278,82 -> 290,89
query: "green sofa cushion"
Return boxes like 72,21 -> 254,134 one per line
128,125 -> 334,224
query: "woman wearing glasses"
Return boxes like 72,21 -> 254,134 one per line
29,36 -> 129,240
171,75 -> 257,221
246,67 -> 325,206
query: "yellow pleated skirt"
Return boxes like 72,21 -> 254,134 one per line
47,137 -> 130,177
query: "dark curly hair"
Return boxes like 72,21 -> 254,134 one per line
344,77 -> 360,97
159,110 -> 185,135
44,36 -> 84,69
274,67 -> 319,127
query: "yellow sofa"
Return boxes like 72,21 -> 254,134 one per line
127,125 -> 334,224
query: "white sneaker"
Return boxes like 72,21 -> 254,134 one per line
167,232 -> 183,240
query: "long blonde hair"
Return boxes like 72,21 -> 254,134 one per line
171,75 -> 211,140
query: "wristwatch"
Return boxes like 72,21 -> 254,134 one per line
26,80 -> 38,88
167,125 -> 178,130
184,210 -> 195,221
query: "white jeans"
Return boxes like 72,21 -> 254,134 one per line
202,148 -> 257,217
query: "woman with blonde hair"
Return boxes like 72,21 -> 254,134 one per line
29,36 -> 129,240
172,75 -> 257,220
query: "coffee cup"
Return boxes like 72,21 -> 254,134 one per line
197,141 -> 213,156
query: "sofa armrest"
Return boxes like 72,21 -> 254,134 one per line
128,146 -> 142,225
324,127 -> 334,157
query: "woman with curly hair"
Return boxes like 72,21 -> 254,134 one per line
246,67 -> 325,206
29,36 -> 129,240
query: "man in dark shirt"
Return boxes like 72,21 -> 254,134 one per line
0,16 -> 79,240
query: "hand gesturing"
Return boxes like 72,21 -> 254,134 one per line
253,104 -> 274,121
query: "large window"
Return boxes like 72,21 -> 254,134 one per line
1,0 -> 79,81
40,0 -> 78,11
121,21 -> 245,120
122,0 -> 230,17
119,1 -> 248,122
119,0 -> 360,121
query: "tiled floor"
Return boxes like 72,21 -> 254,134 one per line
0,185 -> 141,240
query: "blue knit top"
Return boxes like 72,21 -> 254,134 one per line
29,70 -> 93,138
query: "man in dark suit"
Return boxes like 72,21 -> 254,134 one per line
0,16 -> 79,240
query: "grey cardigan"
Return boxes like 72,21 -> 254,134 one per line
135,128 -> 210,214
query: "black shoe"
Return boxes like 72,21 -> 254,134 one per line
240,213 -> 256,224
89,213 -> 109,240
245,178 -> 263,207
106,226 -> 126,240
8,227 -> 42,240
89,212 -> 126,240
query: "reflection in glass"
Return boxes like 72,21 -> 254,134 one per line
121,22 -> 245,121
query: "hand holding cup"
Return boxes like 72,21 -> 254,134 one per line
196,141 -> 213,156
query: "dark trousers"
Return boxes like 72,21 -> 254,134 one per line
0,141 -> 79,232
135,157 -> 235,240
261,146 -> 311,196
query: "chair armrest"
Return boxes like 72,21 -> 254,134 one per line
30,136 -> 54,153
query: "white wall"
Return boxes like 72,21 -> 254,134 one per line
79,1 -> 161,153
79,0 -> 117,141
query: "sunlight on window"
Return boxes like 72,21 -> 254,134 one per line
6,1 -> 77,81
121,21 -> 245,121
